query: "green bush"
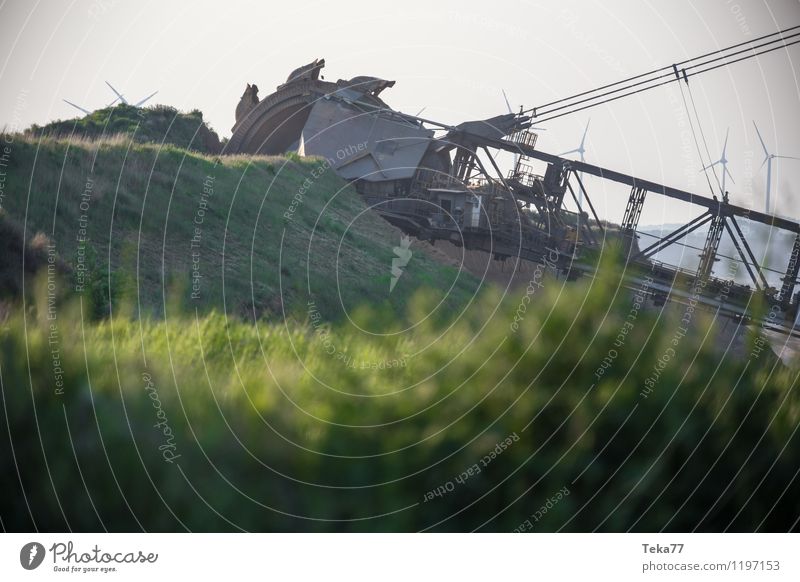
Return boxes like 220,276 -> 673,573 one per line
1,264 -> 797,532
27,104 -> 222,154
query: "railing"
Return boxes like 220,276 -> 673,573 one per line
507,129 -> 538,149
506,168 -> 543,188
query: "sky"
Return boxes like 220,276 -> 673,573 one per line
1,0 -> 799,229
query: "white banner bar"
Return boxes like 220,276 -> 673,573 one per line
1,533 -> 797,581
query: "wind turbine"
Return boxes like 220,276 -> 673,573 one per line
63,89 -> 122,114
702,127 -> 735,196
62,91 -> 122,116
105,81 -> 158,107
754,120 -> 799,214
559,118 -> 591,210
63,82 -> 156,117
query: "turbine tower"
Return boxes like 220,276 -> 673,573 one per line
702,127 -> 735,196
754,121 -> 799,214
559,119 -> 590,210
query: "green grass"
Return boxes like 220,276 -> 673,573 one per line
26,104 -> 222,154
0,133 -> 480,325
1,264 -> 797,531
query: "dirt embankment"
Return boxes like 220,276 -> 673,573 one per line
413,238 -> 550,290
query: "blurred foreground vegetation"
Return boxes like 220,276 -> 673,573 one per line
1,263 -> 797,532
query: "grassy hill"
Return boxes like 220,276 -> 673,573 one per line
0,132 -> 479,326
26,104 -> 222,154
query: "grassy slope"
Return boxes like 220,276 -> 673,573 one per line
0,133 -> 478,324
26,104 -> 222,154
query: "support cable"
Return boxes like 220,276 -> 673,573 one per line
685,78 -> 724,197
531,25 -> 800,114
523,30 -> 800,123
676,72 -> 717,199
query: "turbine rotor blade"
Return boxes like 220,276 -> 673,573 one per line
752,121 -> 770,158
63,99 -> 91,115
501,89 -> 513,114
105,81 -> 128,105
134,91 -> 158,107
580,118 -> 590,149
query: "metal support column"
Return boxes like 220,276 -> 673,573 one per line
571,170 -> 605,236
453,148 -> 475,182
729,216 -> 770,290
723,221 -> 761,291
621,186 -> 647,232
566,180 -> 597,246
697,212 -> 725,279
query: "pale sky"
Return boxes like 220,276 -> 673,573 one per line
1,0 -> 799,228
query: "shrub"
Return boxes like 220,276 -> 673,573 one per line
1,264 -> 797,532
